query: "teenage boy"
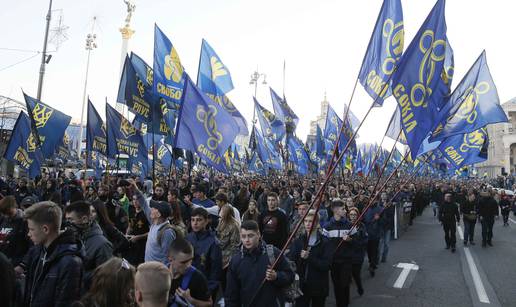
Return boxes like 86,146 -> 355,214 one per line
258,192 -> 289,249
135,261 -> 171,307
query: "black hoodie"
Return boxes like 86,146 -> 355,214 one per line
23,228 -> 84,307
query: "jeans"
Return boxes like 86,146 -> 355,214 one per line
379,229 -> 391,261
481,217 -> 494,242
463,219 -> 476,242
443,222 -> 457,247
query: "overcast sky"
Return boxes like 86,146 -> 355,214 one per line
1,0 -> 515,151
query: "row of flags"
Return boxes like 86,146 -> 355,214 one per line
3,0 -> 508,179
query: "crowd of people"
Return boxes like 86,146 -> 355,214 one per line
0,169 -> 512,307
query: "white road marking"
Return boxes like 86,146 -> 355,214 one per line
457,225 -> 464,240
509,217 -> 516,224
464,247 -> 490,304
393,263 -> 419,289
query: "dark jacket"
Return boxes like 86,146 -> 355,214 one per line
500,198 -> 511,214
460,199 -> 479,221
23,229 -> 84,307
350,222 -> 368,264
225,241 -> 294,307
323,217 -> 353,262
186,230 -> 223,293
364,204 -> 383,240
79,222 -> 113,288
288,230 -> 332,297
0,209 -> 30,266
438,201 -> 460,224
379,202 -> 395,231
478,196 -> 499,218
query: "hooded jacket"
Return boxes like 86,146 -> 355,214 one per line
78,221 -> 113,288
23,229 -> 84,307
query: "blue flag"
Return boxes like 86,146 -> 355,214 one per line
270,88 -> 298,133
430,39 -> 455,112
358,0 -> 404,105
323,104 -> 355,153
254,127 -> 282,170
254,98 -> 285,143
287,136 -> 310,175
355,150 -> 363,175
4,112 -> 42,178
86,100 -> 107,156
105,104 -> 148,171
248,152 -> 266,176
24,93 -> 71,158
391,0 -> 447,160
87,151 -> 105,178
430,51 -> 508,141
438,127 -> 488,169
385,107 -> 407,145
153,24 -> 185,107
197,39 -> 248,135
315,125 -> 325,159
174,75 -> 238,173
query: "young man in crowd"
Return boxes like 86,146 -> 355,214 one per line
0,195 -> 30,266
64,201 -> 113,288
225,220 -> 294,307
22,201 -> 84,307
186,207 -> 223,301
258,192 -> 289,249
438,192 -> 460,252
131,179 -> 177,266
168,237 -> 212,307
135,261 -> 171,307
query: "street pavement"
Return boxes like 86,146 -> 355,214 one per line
327,208 -> 516,307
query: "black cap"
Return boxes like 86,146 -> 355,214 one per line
20,196 -> 37,208
150,200 -> 172,217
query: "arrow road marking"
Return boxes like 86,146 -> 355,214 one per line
393,263 -> 419,289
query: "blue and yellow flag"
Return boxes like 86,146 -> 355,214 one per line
254,127 -> 282,170
174,75 -> 239,173
358,0 -> 404,106
248,152 -> 266,176
355,150 -> 363,175
391,0 -> 447,160
323,104 -> 355,153
270,87 -> 298,133
24,93 -> 71,158
287,136 -> 310,175
430,51 -> 508,142
153,24 -> 185,107
438,127 -> 488,169
4,112 -> 42,178
254,97 -> 285,143
196,39 -> 248,135
86,100 -> 107,156
105,104 -> 148,171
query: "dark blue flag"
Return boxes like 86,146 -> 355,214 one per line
358,0 -> 404,105
355,150 -> 363,175
153,24 -> 185,107
391,0 -> 447,160
287,136 -> 310,175
254,127 -> 282,170
174,75 -> 239,173
430,51 -> 508,142
438,127 -> 488,169
254,97 -> 285,142
24,93 -> 71,158
270,87 -> 298,133
315,124 -> 325,159
4,112 -> 42,178
248,152 -> 266,176
105,104 -> 148,170
197,39 -> 248,135
323,104 -> 355,153
86,100 -> 107,156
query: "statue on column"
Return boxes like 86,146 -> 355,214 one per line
124,0 -> 136,26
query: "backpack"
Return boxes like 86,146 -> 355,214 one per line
265,244 -> 303,302
157,223 -> 184,246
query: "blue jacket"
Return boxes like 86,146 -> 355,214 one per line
363,204 -> 383,240
288,230 -> 332,297
186,230 -> 223,294
323,217 -> 354,263
225,241 -> 294,307
22,229 -> 84,307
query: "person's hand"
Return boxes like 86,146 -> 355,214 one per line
374,213 -> 380,220
342,235 -> 351,242
300,250 -> 309,259
14,265 -> 25,278
176,287 -> 193,303
128,235 -> 138,243
265,267 -> 277,281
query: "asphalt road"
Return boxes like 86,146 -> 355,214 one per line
327,208 -> 516,307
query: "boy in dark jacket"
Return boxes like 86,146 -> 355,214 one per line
186,207 -> 223,300
225,220 -> 294,307
438,193 -> 460,252
22,201 -> 84,307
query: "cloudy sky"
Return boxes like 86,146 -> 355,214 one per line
1,0 -> 515,151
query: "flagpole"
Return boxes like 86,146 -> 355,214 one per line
365,134 -> 387,181
36,0 -> 53,101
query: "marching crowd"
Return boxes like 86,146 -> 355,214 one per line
0,170 -> 512,307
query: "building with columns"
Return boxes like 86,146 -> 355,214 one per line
476,97 -> 516,178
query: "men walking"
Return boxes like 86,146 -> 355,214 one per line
438,193 -> 460,253
478,189 -> 499,247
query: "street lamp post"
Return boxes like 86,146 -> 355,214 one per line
77,17 -> 97,158
249,69 -> 267,125
36,0 -> 53,100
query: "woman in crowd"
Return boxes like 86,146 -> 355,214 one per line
349,207 -> 368,296
216,204 -> 241,292
72,257 -> 135,307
